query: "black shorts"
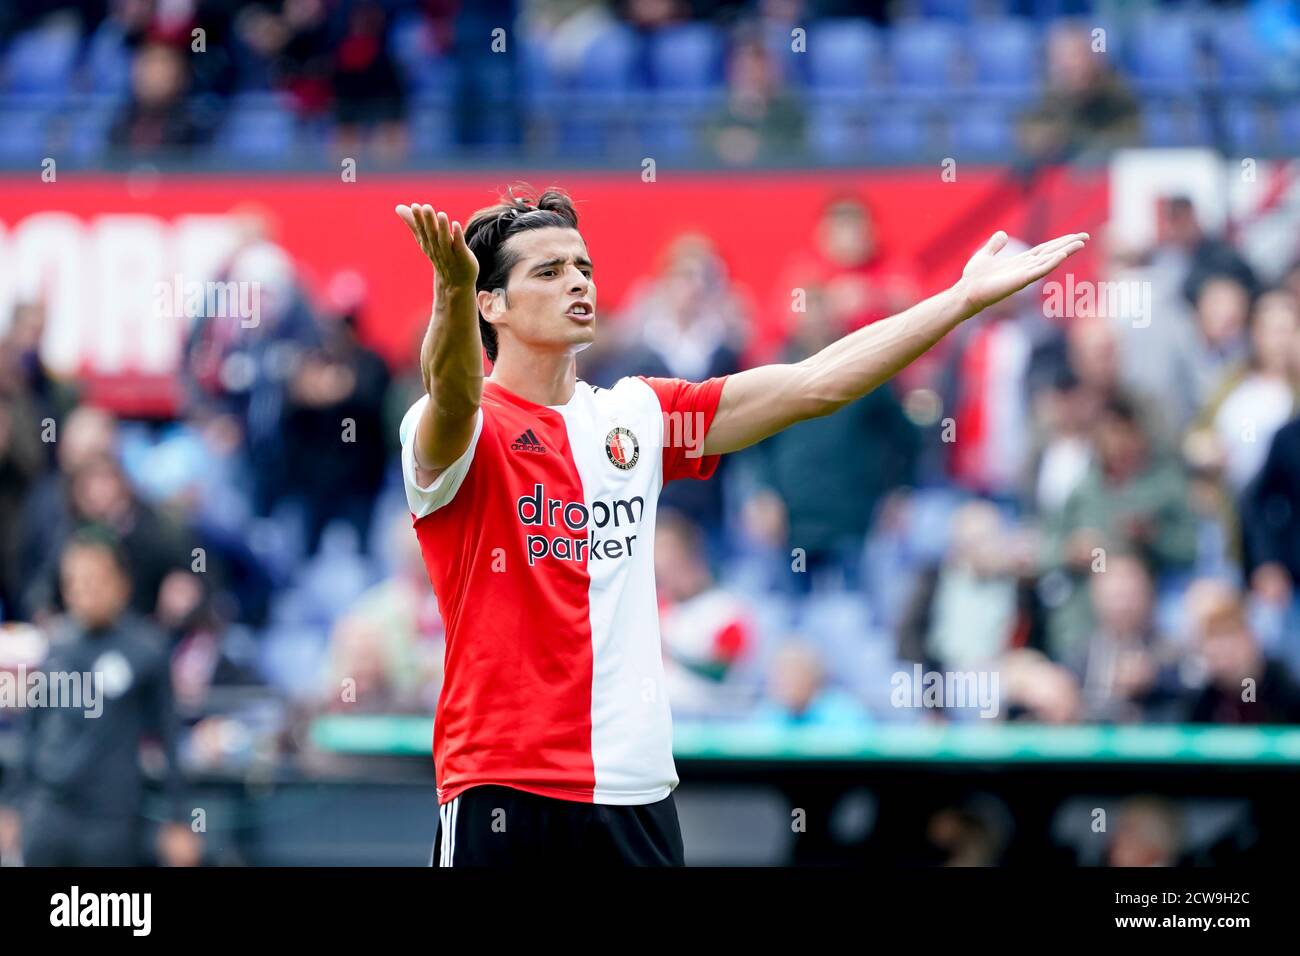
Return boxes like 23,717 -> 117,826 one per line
429,785 -> 685,867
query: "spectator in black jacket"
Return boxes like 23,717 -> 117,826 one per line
1241,415 -> 1300,607
740,283 -> 919,593
282,281 -> 391,557
1,531 -> 201,866
20,454 -> 194,625
1182,582 -> 1300,725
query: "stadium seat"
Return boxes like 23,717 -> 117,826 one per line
889,20 -> 961,95
967,18 -> 1041,97
519,35 -> 562,110
952,102 -> 1016,155
221,93 -> 299,162
0,103 -> 52,159
1126,14 -> 1205,93
1139,102 -> 1212,147
388,11 -> 451,93
1222,103 -> 1266,153
66,96 -> 123,162
648,23 -> 723,91
809,97 -> 871,160
83,22 -> 133,96
806,20 -> 880,93
639,97 -> 708,159
1210,13 -> 1273,92
408,94 -> 454,156
870,106 -> 928,158
1280,103 -> 1300,148
578,23 -> 641,93
2,21 -> 81,96
918,0 -> 981,21
762,20 -> 809,88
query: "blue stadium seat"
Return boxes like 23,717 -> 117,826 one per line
1280,103 -> 1300,149
388,11 -> 451,93
519,37 -> 562,107
0,103 -> 52,159
890,20 -> 961,94
648,23 -> 723,91
762,20 -> 809,88
870,106 -> 928,158
1210,14 -> 1272,92
1140,103 -> 1211,147
953,103 -> 1015,155
408,94 -> 453,156
578,23 -> 641,93
67,96 -> 123,161
84,22 -> 133,96
807,20 -> 880,93
1223,103 -> 1265,153
220,93 -> 298,161
919,0 -> 981,21
1028,0 -> 1094,16
809,98 -> 870,160
639,100 -> 705,159
968,18 -> 1041,96
3,22 -> 81,95
1127,14 -> 1204,93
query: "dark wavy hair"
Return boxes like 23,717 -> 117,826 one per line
464,183 -> 580,363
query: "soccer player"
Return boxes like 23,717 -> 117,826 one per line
396,185 -> 1087,866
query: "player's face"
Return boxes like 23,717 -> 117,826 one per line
494,227 -> 597,357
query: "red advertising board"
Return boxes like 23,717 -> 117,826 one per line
0,168 -> 1105,415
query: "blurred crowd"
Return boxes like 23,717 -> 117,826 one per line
1,0 -> 1297,165
2,182 -> 1300,863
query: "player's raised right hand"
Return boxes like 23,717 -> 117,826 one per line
396,203 -> 479,289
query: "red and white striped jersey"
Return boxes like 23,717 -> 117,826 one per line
400,374 -> 728,806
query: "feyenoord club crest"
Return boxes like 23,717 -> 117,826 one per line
605,427 -> 639,470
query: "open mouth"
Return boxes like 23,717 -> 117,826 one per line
566,302 -> 594,322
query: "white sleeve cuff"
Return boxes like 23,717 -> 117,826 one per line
402,404 -> 484,518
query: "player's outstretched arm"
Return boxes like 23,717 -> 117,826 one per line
702,230 -> 1089,456
397,203 -> 483,484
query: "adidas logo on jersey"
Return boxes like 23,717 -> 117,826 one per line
510,429 -> 547,453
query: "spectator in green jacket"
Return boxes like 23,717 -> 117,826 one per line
1040,392 -> 1198,661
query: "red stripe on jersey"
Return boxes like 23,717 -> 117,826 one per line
636,375 -> 728,482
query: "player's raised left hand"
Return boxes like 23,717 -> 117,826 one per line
956,230 -> 1089,316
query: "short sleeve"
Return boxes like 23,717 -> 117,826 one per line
400,395 -> 484,519
637,375 -> 729,483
